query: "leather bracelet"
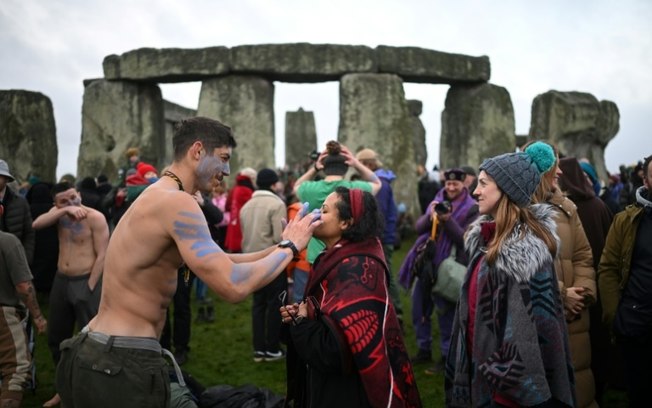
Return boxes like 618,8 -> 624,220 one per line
313,163 -> 321,172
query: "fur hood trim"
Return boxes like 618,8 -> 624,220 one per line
465,203 -> 559,283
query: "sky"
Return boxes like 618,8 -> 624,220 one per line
1,0 -> 651,179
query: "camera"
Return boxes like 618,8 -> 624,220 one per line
434,200 -> 452,215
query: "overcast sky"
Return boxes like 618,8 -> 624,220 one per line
1,0 -> 650,178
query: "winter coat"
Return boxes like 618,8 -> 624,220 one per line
547,189 -> 597,408
0,186 -> 35,264
374,169 -> 398,246
446,204 -> 575,408
239,190 -> 285,253
559,157 -> 620,392
26,182 -> 59,292
224,175 -> 254,252
598,187 -> 650,330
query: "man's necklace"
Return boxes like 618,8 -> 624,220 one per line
163,170 -> 191,286
163,170 -> 184,191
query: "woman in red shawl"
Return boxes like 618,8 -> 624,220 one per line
280,187 -> 421,408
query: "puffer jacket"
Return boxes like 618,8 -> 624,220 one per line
548,189 -> 597,408
0,186 -> 35,264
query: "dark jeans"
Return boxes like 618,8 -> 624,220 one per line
48,272 -> 101,363
252,273 -> 287,352
617,333 -> 652,408
160,269 -> 194,353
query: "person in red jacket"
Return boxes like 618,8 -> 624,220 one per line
224,168 -> 256,253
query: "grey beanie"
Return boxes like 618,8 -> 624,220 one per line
479,142 -> 555,207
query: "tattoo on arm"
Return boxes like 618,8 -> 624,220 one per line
17,282 -> 42,317
230,252 -> 289,284
174,211 -> 222,258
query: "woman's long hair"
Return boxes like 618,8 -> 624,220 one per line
485,194 -> 558,265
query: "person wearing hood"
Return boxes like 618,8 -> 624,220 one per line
356,148 -> 403,323
559,157 -> 619,405
224,167 -> 256,253
598,154 -> 652,408
528,143 -> 597,408
446,143 -> 575,407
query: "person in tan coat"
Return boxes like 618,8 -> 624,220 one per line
526,143 -> 598,408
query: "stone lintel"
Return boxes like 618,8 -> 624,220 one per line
230,43 -> 377,82
103,47 -> 230,83
376,45 -> 490,84
101,44 -> 491,84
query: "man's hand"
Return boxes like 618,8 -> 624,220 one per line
33,315 -> 47,334
65,205 -> 88,221
281,204 -> 322,252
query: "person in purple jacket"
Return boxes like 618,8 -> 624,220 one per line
399,168 -> 478,373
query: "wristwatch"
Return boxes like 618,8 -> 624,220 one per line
278,239 -> 299,258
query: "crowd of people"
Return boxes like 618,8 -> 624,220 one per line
0,115 -> 650,407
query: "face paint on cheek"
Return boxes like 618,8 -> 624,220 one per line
70,197 -> 82,207
196,155 -> 221,185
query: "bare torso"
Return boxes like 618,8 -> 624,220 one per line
57,208 -> 103,276
89,184 -> 186,338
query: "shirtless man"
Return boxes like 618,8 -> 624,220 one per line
32,181 -> 109,407
55,117 -> 320,408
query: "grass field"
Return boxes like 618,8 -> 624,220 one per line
22,238 -> 627,407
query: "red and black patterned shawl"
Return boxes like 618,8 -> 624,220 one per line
305,238 -> 422,408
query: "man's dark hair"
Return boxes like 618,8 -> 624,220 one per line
334,186 -> 383,242
51,181 -> 73,199
172,117 -> 237,160
644,155 -> 652,178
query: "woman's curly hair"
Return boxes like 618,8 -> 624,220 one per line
333,186 -> 384,242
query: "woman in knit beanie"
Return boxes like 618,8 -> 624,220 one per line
446,142 -> 576,407
526,142 -> 598,408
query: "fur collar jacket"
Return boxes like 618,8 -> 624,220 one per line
446,203 -> 576,408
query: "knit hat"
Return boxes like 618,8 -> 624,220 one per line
256,168 -> 279,189
0,160 -> 15,182
136,162 -> 157,178
479,142 -> 556,207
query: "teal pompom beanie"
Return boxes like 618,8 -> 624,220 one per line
479,142 -> 556,207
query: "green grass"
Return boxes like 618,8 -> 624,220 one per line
22,238 -> 627,407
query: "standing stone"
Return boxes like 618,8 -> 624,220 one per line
440,83 -> 515,170
0,90 -> 58,183
285,108 -> 317,171
338,73 -> 419,217
529,90 -> 619,182
407,100 -> 427,167
78,79 -> 165,182
197,76 -> 275,177
163,101 -> 197,166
